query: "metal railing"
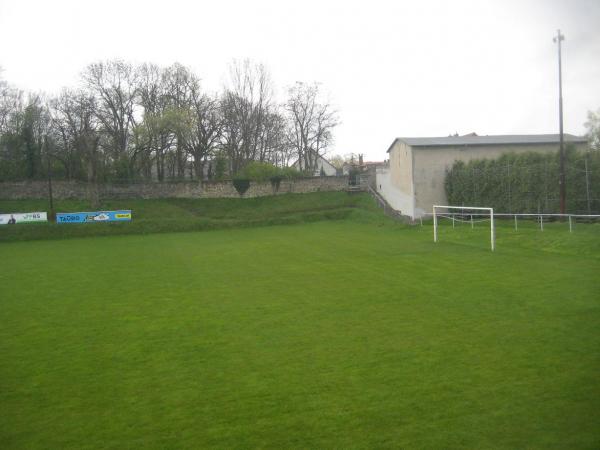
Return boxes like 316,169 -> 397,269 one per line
422,211 -> 600,233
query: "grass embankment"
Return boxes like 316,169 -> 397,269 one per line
1,221 -> 599,449
0,191 -> 379,242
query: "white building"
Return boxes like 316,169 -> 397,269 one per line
376,134 -> 588,219
291,151 -> 338,176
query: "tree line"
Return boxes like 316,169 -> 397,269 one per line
0,60 -> 338,183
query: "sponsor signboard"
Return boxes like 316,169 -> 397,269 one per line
0,212 -> 47,225
56,210 -> 132,224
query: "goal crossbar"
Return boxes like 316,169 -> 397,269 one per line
433,205 -> 495,251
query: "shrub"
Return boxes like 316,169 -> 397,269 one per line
279,166 -> 303,179
232,178 -> 250,195
235,162 -> 303,182
214,154 -> 228,181
237,162 -> 280,182
270,176 -> 282,191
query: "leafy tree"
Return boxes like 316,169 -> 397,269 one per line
585,108 -> 600,151
213,152 -> 228,180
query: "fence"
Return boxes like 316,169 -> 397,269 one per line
422,211 -> 600,233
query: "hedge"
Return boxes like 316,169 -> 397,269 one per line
444,147 -> 600,214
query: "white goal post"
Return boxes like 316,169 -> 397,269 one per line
433,205 -> 495,251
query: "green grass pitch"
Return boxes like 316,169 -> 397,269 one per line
1,196 -> 599,448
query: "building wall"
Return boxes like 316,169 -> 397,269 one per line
375,166 -> 414,217
0,177 -> 349,201
316,158 -> 337,176
411,142 -> 588,217
389,140 -> 413,195
375,141 -> 414,216
292,155 -> 337,176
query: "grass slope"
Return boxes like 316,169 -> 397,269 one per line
0,192 -> 375,242
1,217 -> 599,449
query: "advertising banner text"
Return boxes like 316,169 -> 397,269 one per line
0,212 -> 47,225
56,210 -> 132,224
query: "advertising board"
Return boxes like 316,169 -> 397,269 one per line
0,212 -> 47,225
56,210 -> 132,224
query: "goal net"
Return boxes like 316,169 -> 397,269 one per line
433,205 -> 495,251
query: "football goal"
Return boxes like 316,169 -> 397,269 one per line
433,205 -> 495,251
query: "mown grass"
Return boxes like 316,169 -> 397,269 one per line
0,192 -> 377,242
1,199 -> 599,449
426,215 -> 600,258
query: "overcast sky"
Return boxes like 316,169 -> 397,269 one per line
1,0 -> 599,161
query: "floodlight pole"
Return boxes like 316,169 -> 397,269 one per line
554,29 -> 566,215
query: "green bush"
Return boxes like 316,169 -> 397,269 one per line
235,162 -> 302,182
232,178 -> 250,195
270,176 -> 282,191
214,154 -> 228,180
237,162 -> 280,182
279,166 -> 304,179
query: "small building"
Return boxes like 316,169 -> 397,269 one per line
377,134 -> 588,218
342,154 -> 384,176
291,151 -> 338,176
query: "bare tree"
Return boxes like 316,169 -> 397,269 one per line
163,63 -> 195,178
49,89 -> 100,181
1,60 -> 339,182
259,110 -> 289,166
82,60 -> 140,179
135,63 -> 176,181
221,60 -> 277,174
181,77 -> 222,179
0,70 -> 23,135
285,82 -> 338,173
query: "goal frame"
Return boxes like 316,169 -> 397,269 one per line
433,205 -> 495,251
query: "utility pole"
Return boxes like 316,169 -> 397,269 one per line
553,29 -> 566,214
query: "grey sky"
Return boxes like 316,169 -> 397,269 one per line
0,0 -> 598,161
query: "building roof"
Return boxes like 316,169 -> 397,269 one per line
387,134 -> 587,152
291,151 -> 336,169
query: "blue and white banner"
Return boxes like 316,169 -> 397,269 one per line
0,212 -> 47,225
56,210 -> 132,224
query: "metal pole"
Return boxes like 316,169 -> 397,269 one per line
433,208 -> 438,243
452,215 -> 455,228
507,161 -> 512,213
491,209 -> 495,251
540,215 -> 544,231
554,29 -> 566,215
569,215 -> 572,233
471,214 -> 474,229
584,156 -> 591,214
514,214 -> 518,231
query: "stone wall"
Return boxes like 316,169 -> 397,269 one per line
0,176 -> 350,200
